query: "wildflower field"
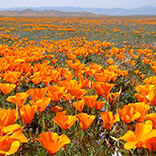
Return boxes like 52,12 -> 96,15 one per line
0,16 -> 156,155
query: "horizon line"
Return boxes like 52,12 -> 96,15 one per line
0,5 -> 155,10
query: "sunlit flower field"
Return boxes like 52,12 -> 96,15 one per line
0,16 -> 156,155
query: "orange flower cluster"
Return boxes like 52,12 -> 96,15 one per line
0,16 -> 156,155
0,108 -> 28,155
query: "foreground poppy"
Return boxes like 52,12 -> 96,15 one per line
119,121 -> 156,150
68,88 -> 87,100
47,85 -> 66,101
6,92 -> 28,108
36,132 -> 70,155
72,100 -> 84,112
118,105 -> 140,124
2,124 -> 28,143
0,108 -> 18,127
53,111 -> 78,130
3,71 -> 21,84
93,82 -> 114,98
108,92 -> 119,104
94,101 -> 106,110
0,137 -> 21,155
130,102 -> 150,122
134,93 -> 149,104
146,88 -> 156,106
83,95 -> 98,108
0,124 -> 28,155
20,104 -> 37,124
146,113 -> 156,129
100,111 -> 120,130
0,83 -> 16,95
79,74 -> 90,89
144,137 -> 156,153
118,102 -> 150,123
77,113 -> 95,131
26,87 -> 48,101
135,84 -> 155,97
30,97 -> 51,112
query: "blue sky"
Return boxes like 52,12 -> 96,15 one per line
1,0 -> 156,9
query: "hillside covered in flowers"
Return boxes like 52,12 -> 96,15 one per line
0,16 -> 156,155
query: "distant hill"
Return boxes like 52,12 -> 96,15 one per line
0,9 -> 99,17
0,6 -> 156,16
35,6 -> 156,16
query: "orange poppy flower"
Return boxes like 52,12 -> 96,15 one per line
18,62 -> 32,74
119,122 -> 156,150
26,87 -> 48,101
146,88 -> 156,106
30,72 -> 42,84
62,93 -> 73,101
129,60 -> 135,66
93,82 -> 114,98
144,137 -> 156,152
0,83 -> 16,95
53,111 -> 78,130
131,103 -> 150,122
57,68 -> 73,81
118,104 -> 139,124
83,95 -> 98,108
94,101 -> 106,110
118,102 -> 150,123
3,124 -> 28,143
108,92 -> 119,104
71,61 -> 85,77
132,54 -> 139,59
40,68 -> 53,85
63,71 -> 74,81
135,84 -> 155,97
47,85 -> 66,101
93,70 -> 117,82
151,66 -> 156,74
0,137 -> 21,155
134,70 -> 140,74
68,88 -> 87,100
79,74 -> 90,89
66,53 -> 76,61
100,111 -> 120,130
146,113 -> 156,129
93,73 -> 107,83
140,74 -> 146,79
0,124 -> 28,155
84,63 -> 102,77
60,80 -> 81,91
0,108 -> 18,127
134,93 -> 149,104
6,92 -> 28,108
51,59 -> 58,64
77,113 -> 95,131
30,97 -> 51,112
72,100 -> 84,112
50,69 -> 61,83
36,132 -> 70,155
121,70 -> 128,78
107,58 -> 114,65
3,71 -> 21,84
143,76 -> 156,85
20,104 -> 37,124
